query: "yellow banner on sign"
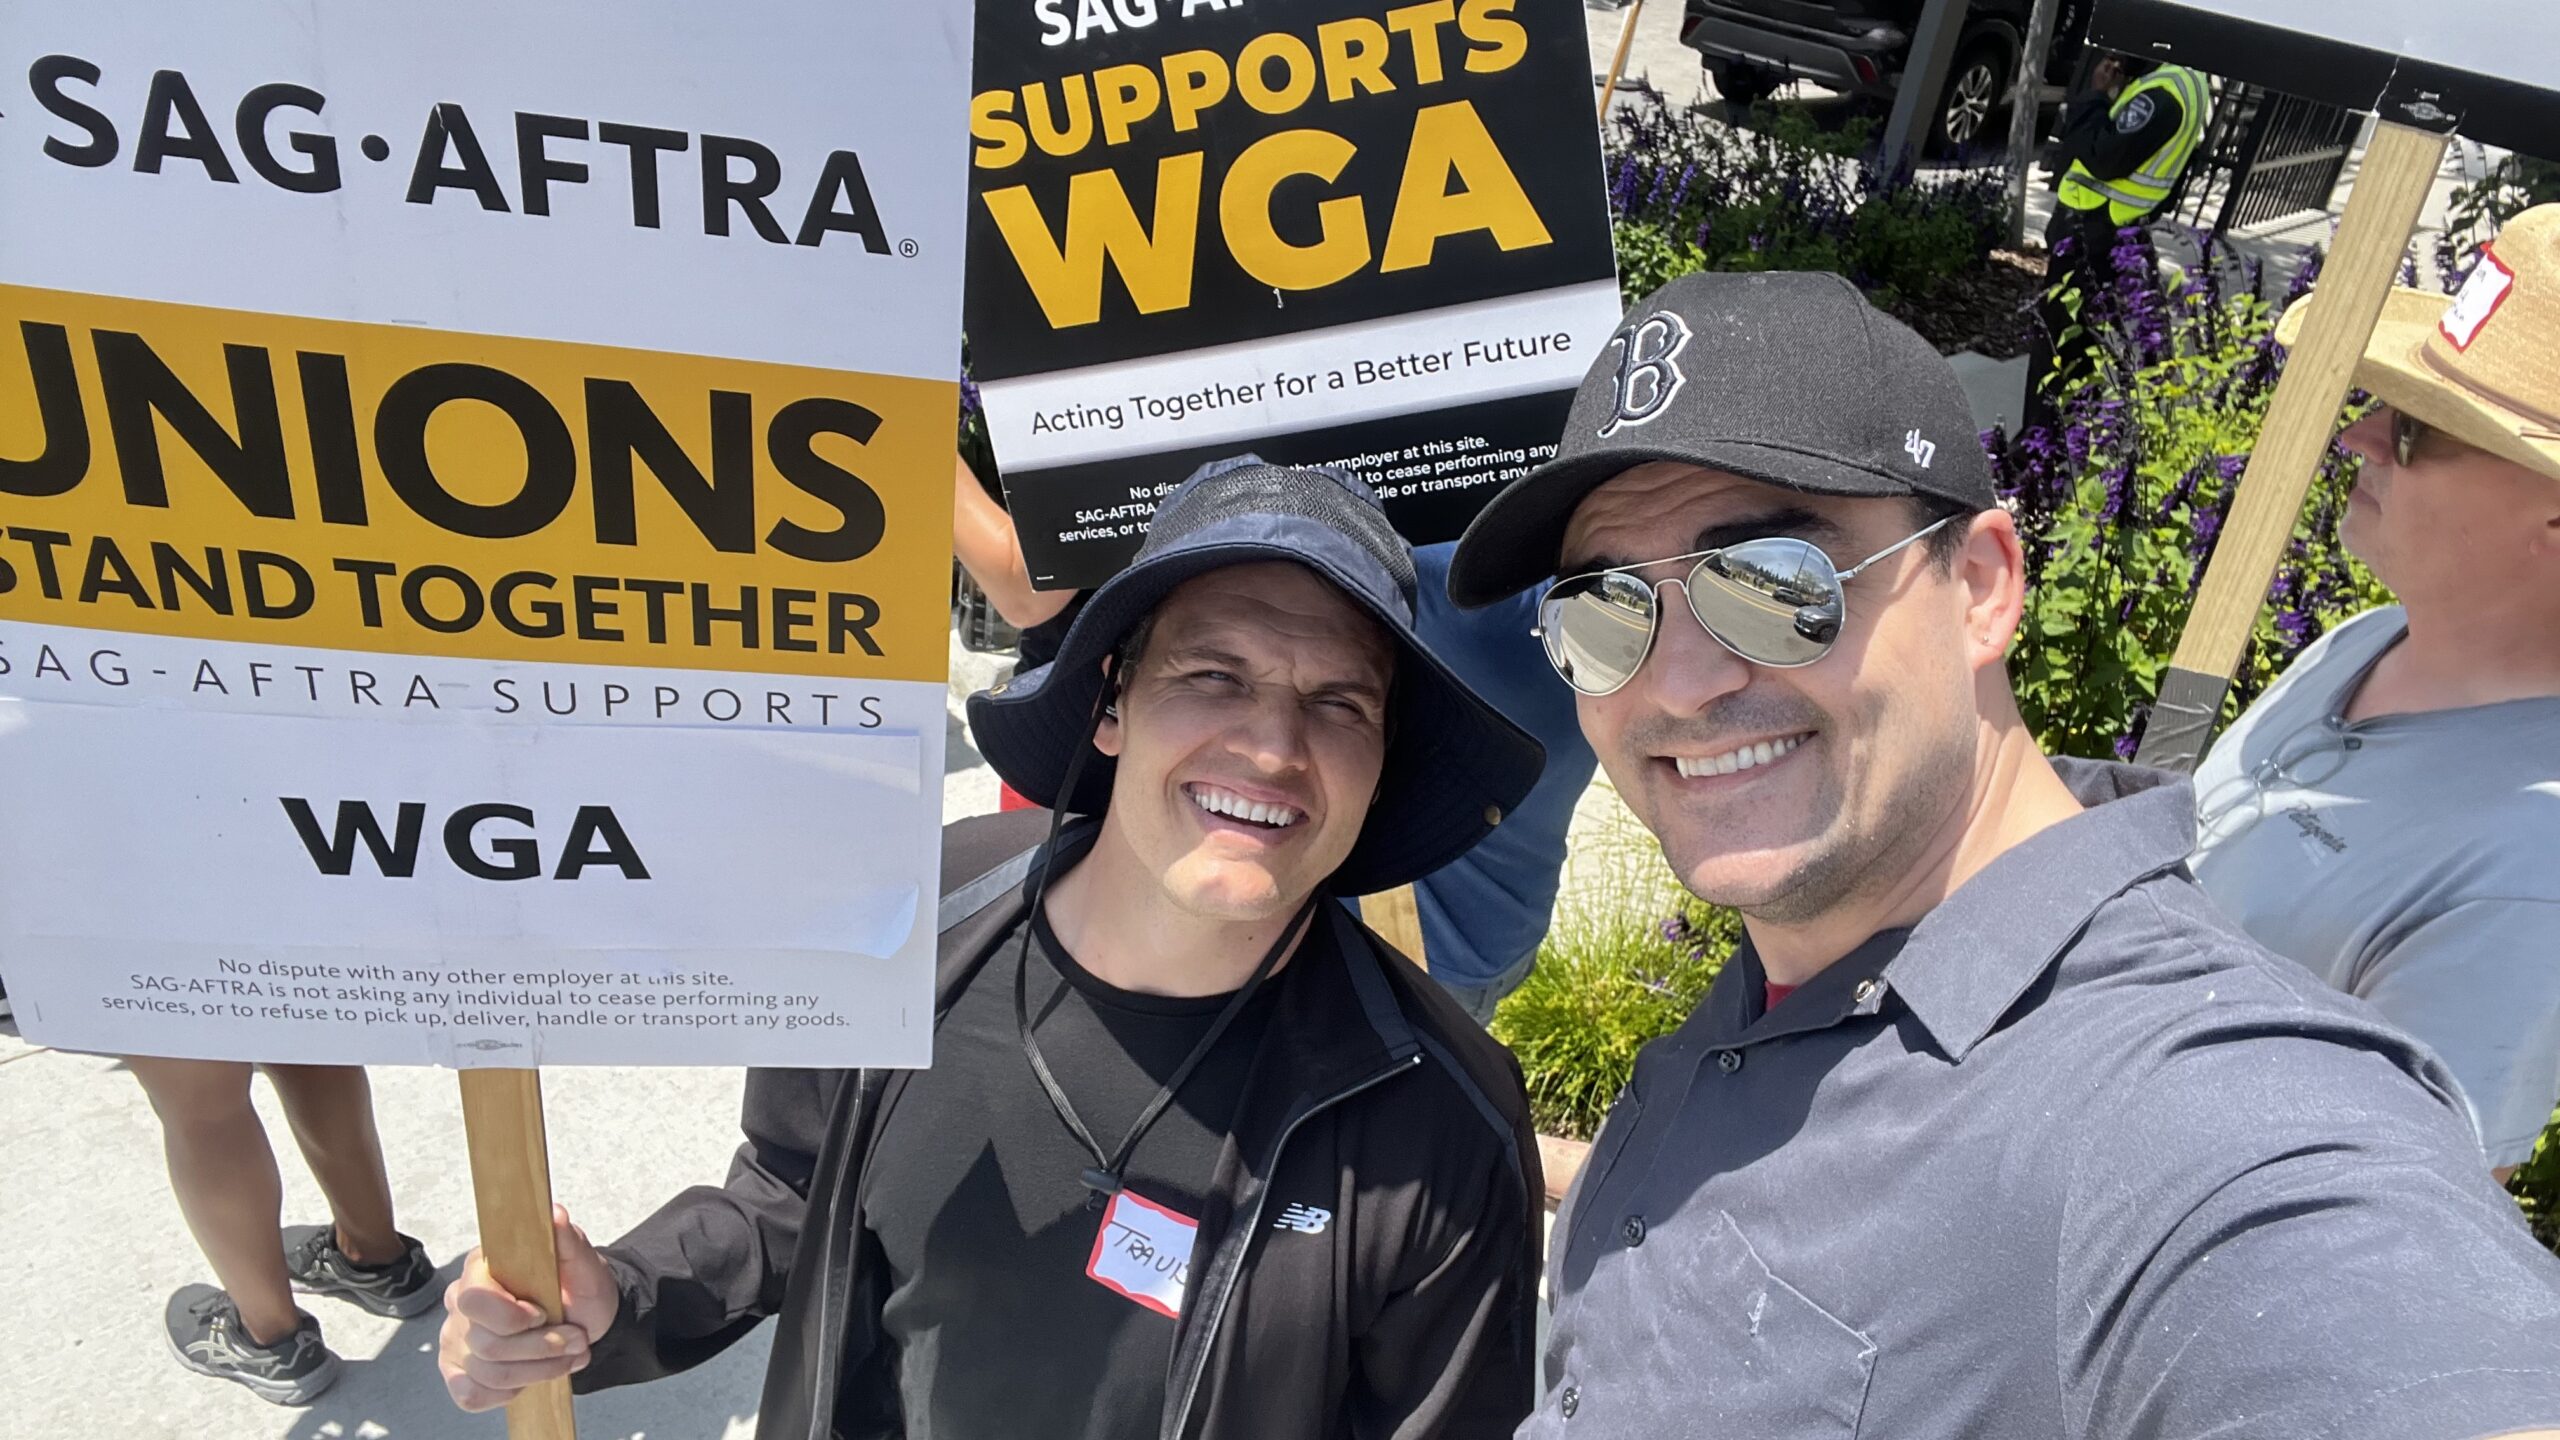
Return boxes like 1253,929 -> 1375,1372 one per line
0,283 -> 954,682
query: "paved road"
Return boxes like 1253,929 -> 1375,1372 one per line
1584,0 -> 1714,110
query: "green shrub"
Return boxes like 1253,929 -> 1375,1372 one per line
1494,787 -> 1743,1138
1988,235 -> 2393,760
1602,96 -> 2004,310
1494,904 -> 1734,1140
2437,153 -> 2560,288
2511,1117 -> 2560,1250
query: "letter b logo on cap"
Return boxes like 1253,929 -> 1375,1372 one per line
1599,312 -> 1691,436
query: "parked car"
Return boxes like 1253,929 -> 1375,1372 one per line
1680,0 -> 2091,153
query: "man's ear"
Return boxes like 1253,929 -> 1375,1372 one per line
1956,507 -> 2028,674
1092,654 -> 1125,758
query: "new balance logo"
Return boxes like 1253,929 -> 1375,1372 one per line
1272,1203 -> 1332,1235
1903,429 -> 1937,469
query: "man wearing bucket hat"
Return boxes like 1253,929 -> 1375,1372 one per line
2192,204 -> 2560,1181
1446,268 -> 2560,1438
438,459 -> 1546,1439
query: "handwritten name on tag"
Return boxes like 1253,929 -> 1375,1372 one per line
1086,1188 -> 1198,1318
2440,247 -> 2516,350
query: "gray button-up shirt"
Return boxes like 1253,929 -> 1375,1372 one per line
1531,760 -> 2560,1440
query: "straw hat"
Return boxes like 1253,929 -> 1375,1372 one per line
2275,202 -> 2560,480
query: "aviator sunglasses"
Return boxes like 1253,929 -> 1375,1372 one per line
1534,517 -> 1957,696
2389,407 -> 2437,468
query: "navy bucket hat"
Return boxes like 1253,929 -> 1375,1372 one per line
967,458 -> 1545,896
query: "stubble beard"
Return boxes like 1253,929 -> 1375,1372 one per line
1640,692 -> 1971,929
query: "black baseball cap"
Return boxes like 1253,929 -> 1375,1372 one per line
1447,270 -> 1997,607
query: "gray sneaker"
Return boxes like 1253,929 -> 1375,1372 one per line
164,1285 -> 341,1405
284,1224 -> 441,1319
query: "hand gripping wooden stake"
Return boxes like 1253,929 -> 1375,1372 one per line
459,1068 -> 578,1440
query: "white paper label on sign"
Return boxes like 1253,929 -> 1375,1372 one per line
1086,1189 -> 1199,1319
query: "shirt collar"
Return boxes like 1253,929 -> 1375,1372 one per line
1877,758 -> 2197,1061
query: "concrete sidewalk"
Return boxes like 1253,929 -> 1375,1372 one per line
0,1037 -> 772,1440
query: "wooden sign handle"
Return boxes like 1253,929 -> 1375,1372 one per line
458,1068 -> 578,1440
1597,0 -> 1646,121
2134,120 -> 2449,772
1360,884 -> 1430,970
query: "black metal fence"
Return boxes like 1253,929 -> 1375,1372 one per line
952,563 -> 1020,655
2165,79 -> 2361,238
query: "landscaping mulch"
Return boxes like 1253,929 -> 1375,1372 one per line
1883,246 -> 2050,360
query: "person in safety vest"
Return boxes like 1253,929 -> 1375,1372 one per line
2023,52 -> 2211,430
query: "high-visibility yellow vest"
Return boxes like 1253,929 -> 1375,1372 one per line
2059,66 -> 2211,226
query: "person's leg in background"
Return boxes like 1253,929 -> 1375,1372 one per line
265,1064 -> 404,1266
2023,208 -> 2120,434
127,1057 -> 305,1347
127,1058 -> 431,1402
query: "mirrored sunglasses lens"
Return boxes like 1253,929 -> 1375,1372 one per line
1542,573 -> 1658,694
1689,539 -> 1842,666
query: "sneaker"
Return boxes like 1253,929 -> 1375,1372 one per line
284,1224 -> 441,1319
164,1284 -> 341,1405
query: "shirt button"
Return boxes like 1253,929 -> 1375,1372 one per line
1561,1385 -> 1581,1418
1622,1215 -> 1646,1246
1716,1048 -> 1743,1074
1853,978 -> 1881,1004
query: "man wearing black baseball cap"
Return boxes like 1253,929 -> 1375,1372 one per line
440,458 -> 1548,1440
1452,271 -> 2560,1438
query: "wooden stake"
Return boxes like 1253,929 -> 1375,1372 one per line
1597,0 -> 1646,122
2134,120 -> 2449,772
458,1068 -> 578,1440
1360,884 -> 1429,969
2001,0 -> 2062,249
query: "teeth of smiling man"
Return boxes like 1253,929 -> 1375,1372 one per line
1673,734 -> 1808,779
1190,785 -> 1303,828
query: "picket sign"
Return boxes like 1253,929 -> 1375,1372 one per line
2087,0 -> 2557,767
2133,122 -> 2449,769
459,1070 -> 577,1439
0,13 -> 974,1440
1361,885 -> 1431,970
1597,1 -> 1648,121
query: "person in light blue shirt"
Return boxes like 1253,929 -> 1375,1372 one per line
1409,541 -> 1599,1022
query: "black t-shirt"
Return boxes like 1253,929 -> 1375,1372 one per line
863,907 -> 1287,1440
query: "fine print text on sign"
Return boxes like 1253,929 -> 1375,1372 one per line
965,0 -> 1624,589
0,0 -> 975,1068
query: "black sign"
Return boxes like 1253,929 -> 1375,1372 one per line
965,0 -> 1621,589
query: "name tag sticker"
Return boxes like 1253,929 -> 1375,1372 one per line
2440,246 -> 2516,350
1086,1189 -> 1198,1318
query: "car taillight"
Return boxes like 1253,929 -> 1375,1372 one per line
1852,55 -> 1881,85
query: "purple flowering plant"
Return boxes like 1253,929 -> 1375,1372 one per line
1603,94 -> 2006,310
1987,229 -> 2389,761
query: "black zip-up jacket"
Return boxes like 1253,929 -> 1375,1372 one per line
576,810 -> 1543,1440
